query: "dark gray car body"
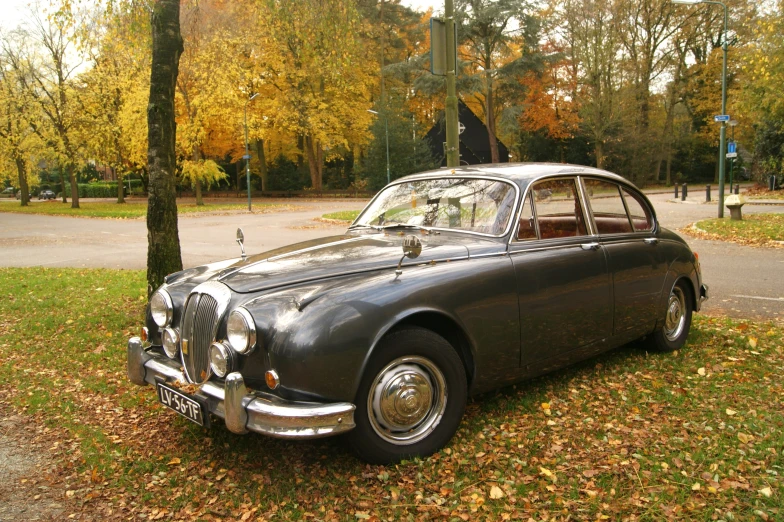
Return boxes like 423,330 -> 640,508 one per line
143,164 -> 705,406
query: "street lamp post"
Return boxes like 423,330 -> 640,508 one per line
672,0 -> 729,218
244,92 -> 259,212
367,109 -> 391,185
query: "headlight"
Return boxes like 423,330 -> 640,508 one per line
209,342 -> 234,378
150,289 -> 173,327
162,327 -> 179,359
226,308 -> 257,354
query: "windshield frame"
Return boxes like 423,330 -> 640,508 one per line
351,175 -> 522,239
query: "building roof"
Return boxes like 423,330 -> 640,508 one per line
425,100 -> 509,165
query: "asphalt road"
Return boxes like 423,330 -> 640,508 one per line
0,193 -> 782,322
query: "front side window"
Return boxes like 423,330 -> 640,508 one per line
354,178 -> 517,236
583,179 -> 633,235
622,188 -> 654,231
530,178 -> 588,239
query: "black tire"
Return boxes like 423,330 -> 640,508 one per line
347,326 -> 467,464
649,281 -> 693,352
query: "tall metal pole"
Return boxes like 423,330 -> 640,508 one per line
717,1 -> 728,218
384,117 -> 391,184
244,93 -> 258,212
444,0 -> 459,167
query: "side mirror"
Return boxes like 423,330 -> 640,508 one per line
236,228 -> 246,260
396,235 -> 422,276
402,235 -> 422,259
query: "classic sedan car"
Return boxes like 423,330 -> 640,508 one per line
128,163 -> 708,463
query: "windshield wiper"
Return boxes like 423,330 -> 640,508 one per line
351,222 -> 429,231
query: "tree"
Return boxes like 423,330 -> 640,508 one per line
146,0 -> 184,294
0,35 -> 40,206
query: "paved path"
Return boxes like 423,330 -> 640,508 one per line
0,193 -> 782,322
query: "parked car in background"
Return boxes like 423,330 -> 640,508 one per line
2,187 -> 15,198
38,190 -> 56,200
128,163 -> 708,463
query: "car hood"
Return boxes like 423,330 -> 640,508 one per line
208,231 -> 501,294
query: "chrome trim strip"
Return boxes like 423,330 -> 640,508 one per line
468,251 -> 508,259
352,175 -> 521,239
128,339 -> 356,440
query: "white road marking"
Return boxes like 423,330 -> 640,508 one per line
731,295 -> 784,302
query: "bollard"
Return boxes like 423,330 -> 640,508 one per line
674,185 -> 679,198
681,184 -> 687,201
734,184 -> 739,195
770,175 -> 776,191
706,185 -> 711,202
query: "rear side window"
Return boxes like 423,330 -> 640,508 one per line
529,178 -> 588,239
622,188 -> 654,231
583,179 -> 632,235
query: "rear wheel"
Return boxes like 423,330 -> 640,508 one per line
650,281 -> 692,352
347,326 -> 467,464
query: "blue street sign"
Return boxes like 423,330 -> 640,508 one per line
714,115 -> 730,122
242,154 -> 251,160
728,142 -> 736,154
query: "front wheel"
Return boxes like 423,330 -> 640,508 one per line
347,326 -> 467,464
650,281 -> 693,352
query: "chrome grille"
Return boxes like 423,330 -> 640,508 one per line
180,282 -> 231,384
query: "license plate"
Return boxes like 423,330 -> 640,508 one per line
157,382 -> 204,426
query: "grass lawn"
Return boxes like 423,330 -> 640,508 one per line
685,214 -> 784,247
321,209 -> 361,222
747,192 -> 784,201
1,267 -> 782,520
0,200 -> 297,219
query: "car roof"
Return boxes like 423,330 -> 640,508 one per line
396,162 -> 631,188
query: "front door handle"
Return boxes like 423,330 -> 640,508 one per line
644,237 -> 659,245
580,242 -> 600,251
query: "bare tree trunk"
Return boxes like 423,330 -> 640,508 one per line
116,167 -> 126,204
146,0 -> 183,295
595,140 -> 605,170
305,135 -> 322,190
485,74 -> 499,163
15,157 -> 29,206
254,139 -> 267,192
67,163 -> 79,208
192,147 -> 204,206
59,166 -> 67,203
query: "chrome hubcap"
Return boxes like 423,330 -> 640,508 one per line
368,356 -> 447,445
664,286 -> 686,342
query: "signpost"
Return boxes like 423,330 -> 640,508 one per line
714,114 -> 730,122
430,2 -> 459,167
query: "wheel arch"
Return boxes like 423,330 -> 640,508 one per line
353,309 -> 476,400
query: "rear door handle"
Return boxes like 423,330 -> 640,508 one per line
644,238 -> 659,245
580,242 -> 600,251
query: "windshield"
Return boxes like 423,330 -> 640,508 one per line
353,177 -> 517,236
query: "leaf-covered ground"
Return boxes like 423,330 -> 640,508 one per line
321,210 -> 361,222
0,201 -> 300,219
682,214 -> 784,248
0,267 -> 782,521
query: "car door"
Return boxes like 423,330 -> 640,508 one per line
509,177 -> 613,367
582,178 -> 666,338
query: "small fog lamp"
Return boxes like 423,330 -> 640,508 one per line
209,342 -> 234,378
162,327 -> 180,359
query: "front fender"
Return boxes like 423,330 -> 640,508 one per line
243,255 -> 519,403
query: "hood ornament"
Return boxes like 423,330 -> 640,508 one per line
236,228 -> 246,260
395,235 -> 422,277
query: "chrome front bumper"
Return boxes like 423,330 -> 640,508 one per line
127,337 -> 356,439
